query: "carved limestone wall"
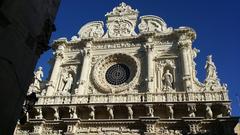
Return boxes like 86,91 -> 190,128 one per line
15,2 -> 238,135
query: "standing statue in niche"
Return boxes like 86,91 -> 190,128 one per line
62,73 -> 73,95
162,69 -> 173,90
205,55 -> 217,80
33,67 -> 44,92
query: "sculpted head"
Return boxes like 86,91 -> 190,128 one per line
38,66 -> 42,71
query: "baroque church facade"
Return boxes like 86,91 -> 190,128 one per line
15,3 -> 238,135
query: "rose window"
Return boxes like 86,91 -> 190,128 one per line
105,64 -> 130,85
92,53 -> 140,93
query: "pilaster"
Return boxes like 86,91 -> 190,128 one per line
178,34 -> 193,91
145,37 -> 154,93
77,42 -> 92,95
46,39 -> 66,96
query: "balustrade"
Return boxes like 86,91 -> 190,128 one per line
35,91 -> 229,105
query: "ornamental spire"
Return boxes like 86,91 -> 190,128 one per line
105,2 -> 138,17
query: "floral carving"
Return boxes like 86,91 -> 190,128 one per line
107,19 -> 134,37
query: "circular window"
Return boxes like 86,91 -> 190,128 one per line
105,64 -> 130,85
92,53 -> 140,93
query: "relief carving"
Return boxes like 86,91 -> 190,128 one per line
138,15 -> 173,33
78,21 -> 104,38
104,2 -> 138,38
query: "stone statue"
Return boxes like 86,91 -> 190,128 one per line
205,55 -> 217,80
192,48 -> 200,59
222,83 -> 228,91
206,106 -> 213,119
69,107 -> 78,119
35,108 -> 43,119
53,108 -> 59,120
33,67 -> 44,91
127,106 -> 133,119
188,105 -> 196,117
147,106 -> 154,117
62,73 -> 73,95
224,104 -> 231,116
167,105 -> 174,119
162,69 -> 173,90
107,106 -> 114,119
89,106 -> 95,120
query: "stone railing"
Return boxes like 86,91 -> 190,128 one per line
35,91 -> 229,105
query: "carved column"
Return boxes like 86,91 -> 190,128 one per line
46,44 -> 65,96
146,38 -> 154,93
178,35 -> 192,91
77,42 -> 92,95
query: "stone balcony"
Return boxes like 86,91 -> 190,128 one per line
36,91 -> 229,105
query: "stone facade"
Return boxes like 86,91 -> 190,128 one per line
15,3 -> 238,135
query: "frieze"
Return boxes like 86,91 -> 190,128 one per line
92,42 -> 141,49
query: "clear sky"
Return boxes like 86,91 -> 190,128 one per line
36,0 -> 240,116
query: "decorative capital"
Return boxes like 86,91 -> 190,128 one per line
52,37 -> 68,49
178,34 -> 192,49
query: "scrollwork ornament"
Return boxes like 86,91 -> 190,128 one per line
78,21 -> 104,38
138,15 -> 173,33
107,18 -> 135,38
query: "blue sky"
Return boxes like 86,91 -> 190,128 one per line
36,0 -> 240,115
